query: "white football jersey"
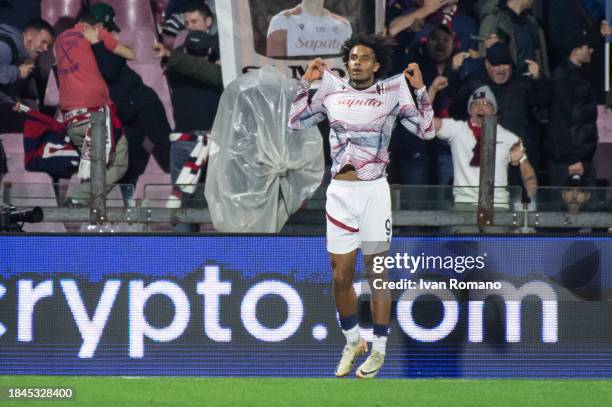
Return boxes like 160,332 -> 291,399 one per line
267,7 -> 352,57
289,70 -> 435,180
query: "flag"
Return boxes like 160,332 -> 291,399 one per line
22,109 -> 79,179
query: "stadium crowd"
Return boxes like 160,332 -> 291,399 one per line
0,0 -> 611,222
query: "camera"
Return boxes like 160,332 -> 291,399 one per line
0,204 -> 43,231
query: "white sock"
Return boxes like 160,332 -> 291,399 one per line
372,335 -> 388,355
342,325 -> 360,345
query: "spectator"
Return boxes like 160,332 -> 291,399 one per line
54,2 -> 134,205
153,22 -> 222,232
561,173 -> 592,214
388,0 -> 477,70
390,24 -> 467,188
478,0 -> 550,78
161,1 -> 217,48
0,18 -> 54,180
547,0 -> 609,103
450,41 -> 551,178
548,30 -> 598,187
433,85 -> 537,232
91,38 -> 172,205
0,19 -> 54,131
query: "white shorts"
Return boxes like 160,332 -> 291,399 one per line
325,177 -> 392,255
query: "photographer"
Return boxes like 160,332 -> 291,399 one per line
153,7 -> 222,232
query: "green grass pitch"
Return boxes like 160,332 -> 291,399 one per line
0,376 -> 610,406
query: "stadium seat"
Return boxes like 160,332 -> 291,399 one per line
0,172 -> 68,231
136,157 -> 171,205
596,106 -> 612,186
40,0 -> 83,27
89,0 -> 175,127
94,0 -> 160,64
0,133 -> 25,173
64,173 -> 127,207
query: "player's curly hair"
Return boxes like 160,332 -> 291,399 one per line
340,33 -> 396,79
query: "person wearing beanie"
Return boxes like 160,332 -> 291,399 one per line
432,85 -> 538,232
561,174 -> 592,214
548,29 -> 598,188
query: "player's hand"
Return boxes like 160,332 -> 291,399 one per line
509,139 -> 525,165
404,63 -> 425,89
19,62 -> 34,79
524,59 -> 540,79
451,51 -> 470,71
568,161 -> 584,175
303,58 -> 327,82
152,42 -> 170,58
422,0 -> 453,15
83,24 -> 101,44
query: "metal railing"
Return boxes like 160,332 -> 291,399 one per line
2,115 -> 612,232
4,182 -> 612,231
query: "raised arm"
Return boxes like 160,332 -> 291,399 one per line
510,139 -> 538,198
84,25 -> 136,60
112,42 -> 135,60
288,58 -> 329,130
388,0 -> 452,37
398,63 -> 435,140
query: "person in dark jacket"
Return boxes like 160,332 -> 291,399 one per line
91,41 -> 172,204
153,21 -> 223,232
450,41 -> 550,177
478,0 -> 550,78
547,0 -> 610,104
390,23 -> 465,189
548,30 -> 598,187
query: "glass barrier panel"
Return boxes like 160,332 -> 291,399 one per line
142,183 -> 207,209
534,187 -> 612,213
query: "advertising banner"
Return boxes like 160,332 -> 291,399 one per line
1,236 -> 611,378
216,0 -> 385,85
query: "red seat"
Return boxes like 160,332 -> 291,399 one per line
41,0 -> 83,27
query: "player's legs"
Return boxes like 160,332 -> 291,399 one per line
330,250 -> 367,377
331,250 -> 358,318
364,251 -> 391,325
357,179 -> 392,378
326,180 -> 365,376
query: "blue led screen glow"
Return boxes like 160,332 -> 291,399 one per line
1,236 -> 611,378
